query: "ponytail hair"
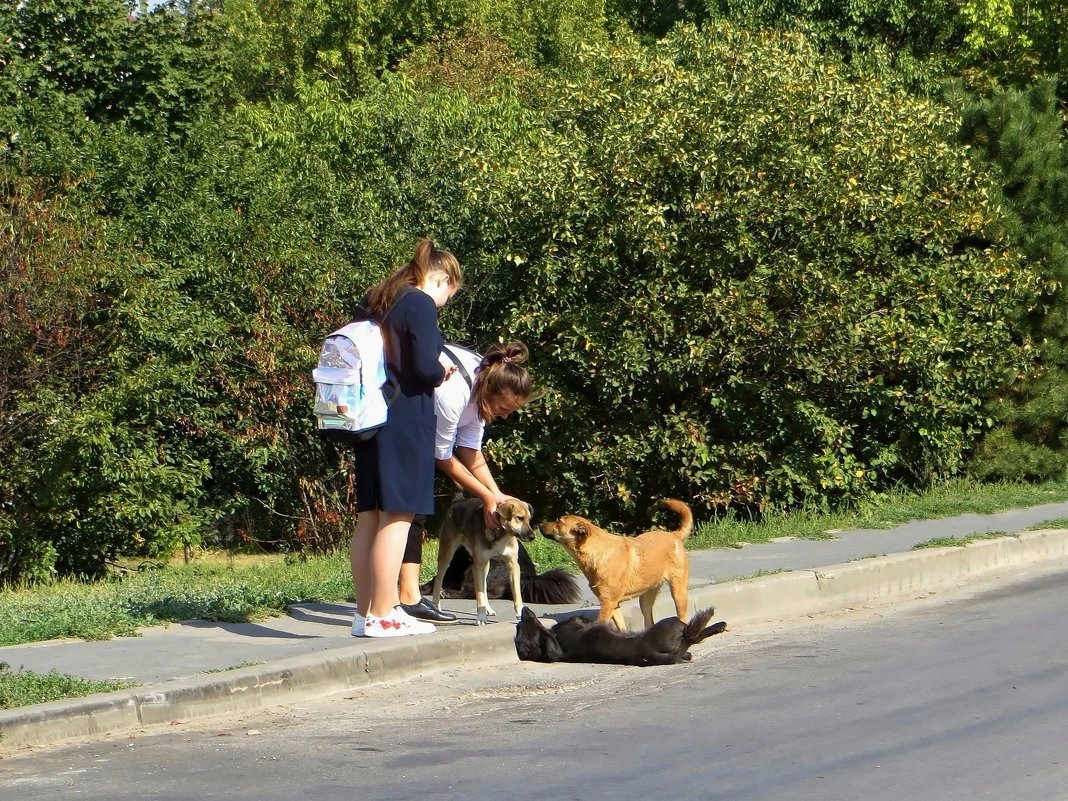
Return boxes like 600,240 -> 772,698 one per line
367,238 -> 462,318
473,341 -> 533,422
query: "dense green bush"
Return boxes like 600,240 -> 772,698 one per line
0,160 -> 230,582
678,0 -> 1066,101
222,0 -> 607,104
0,173 -> 109,584
0,0 -> 232,134
960,81 -> 1068,481
1,1 -> 332,580
459,26 -> 1041,521
1,0 -> 1058,583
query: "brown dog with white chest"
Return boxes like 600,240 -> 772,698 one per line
539,499 -> 692,631
431,496 -> 536,625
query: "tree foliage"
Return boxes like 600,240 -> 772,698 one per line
0,0 -> 1060,584
0,172 -> 111,583
221,0 -> 606,103
0,0 -> 232,133
959,81 -> 1068,480
464,26 -> 1041,521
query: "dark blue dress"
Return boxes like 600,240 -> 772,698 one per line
353,288 -> 445,514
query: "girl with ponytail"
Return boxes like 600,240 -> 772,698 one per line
394,340 -> 536,623
435,340 -> 533,522
349,239 -> 462,638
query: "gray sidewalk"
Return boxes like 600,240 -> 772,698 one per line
4,501 -> 1068,752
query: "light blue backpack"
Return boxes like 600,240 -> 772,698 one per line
312,287 -> 412,443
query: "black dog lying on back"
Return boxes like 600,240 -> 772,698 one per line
515,606 -> 727,667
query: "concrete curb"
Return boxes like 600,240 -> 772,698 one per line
0,621 -> 517,752
669,528 -> 1068,628
3,529 -> 1068,752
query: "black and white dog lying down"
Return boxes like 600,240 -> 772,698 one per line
514,607 -> 727,667
420,540 -> 582,605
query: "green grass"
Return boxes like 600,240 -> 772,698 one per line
3,477 -> 1067,650
852,478 -> 1068,526
0,537 -> 578,648
911,532 -> 1012,549
0,554 -> 356,647
688,477 -> 1068,550
0,661 -> 136,710
1027,517 -> 1068,529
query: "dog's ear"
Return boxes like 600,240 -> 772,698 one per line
572,522 -> 589,540
524,501 -> 534,520
544,631 -> 565,662
496,501 -> 513,523
515,608 -> 564,663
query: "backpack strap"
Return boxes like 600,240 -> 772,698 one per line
352,284 -> 418,405
442,345 -> 474,390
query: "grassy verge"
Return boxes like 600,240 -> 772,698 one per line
2,477 -> 1067,649
0,537 -> 576,648
1028,517 -> 1068,529
0,553 -> 355,646
0,662 -> 136,709
911,532 -> 1013,549
687,477 -> 1068,550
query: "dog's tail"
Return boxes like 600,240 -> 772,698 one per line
519,568 -> 583,604
683,607 -> 728,646
661,498 -> 693,540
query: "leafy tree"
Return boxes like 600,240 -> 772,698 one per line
0,172 -> 109,583
606,0 -> 710,39
221,0 -> 475,102
0,0 -> 231,134
457,25 -> 1041,521
233,22 -> 1045,526
0,0 -> 262,582
957,0 -> 1067,95
959,81 -> 1068,480
681,0 -> 1066,101
467,0 -> 608,65
2,0 -> 1057,582
220,0 -> 606,104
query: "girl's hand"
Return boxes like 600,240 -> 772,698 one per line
482,493 -> 510,529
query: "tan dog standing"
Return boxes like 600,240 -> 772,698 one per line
432,497 -> 536,625
539,499 -> 692,631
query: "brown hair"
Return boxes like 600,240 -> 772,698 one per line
366,238 -> 462,318
473,341 -> 533,422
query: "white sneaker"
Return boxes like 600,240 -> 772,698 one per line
391,606 -> 436,635
351,612 -> 365,637
364,608 -> 436,638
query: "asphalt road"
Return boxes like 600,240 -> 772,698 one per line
3,561 -> 1067,801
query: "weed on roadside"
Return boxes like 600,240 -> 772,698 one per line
1028,517 -> 1068,529
0,662 -> 136,709
912,532 -> 1013,549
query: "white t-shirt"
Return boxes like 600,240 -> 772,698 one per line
435,345 -> 484,461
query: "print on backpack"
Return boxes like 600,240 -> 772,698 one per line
312,320 -> 391,442
312,285 -> 414,443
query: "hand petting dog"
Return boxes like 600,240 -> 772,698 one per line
431,496 -> 536,625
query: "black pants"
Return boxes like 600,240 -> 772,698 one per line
403,516 -> 426,564
404,516 -> 474,587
